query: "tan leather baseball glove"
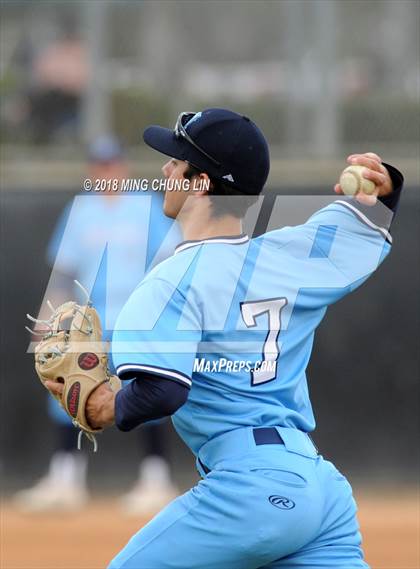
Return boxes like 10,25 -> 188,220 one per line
29,290 -> 121,451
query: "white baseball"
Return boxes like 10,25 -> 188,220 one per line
339,165 -> 376,196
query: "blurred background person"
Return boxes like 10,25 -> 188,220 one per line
27,16 -> 87,143
13,135 -> 182,514
2,12 -> 88,143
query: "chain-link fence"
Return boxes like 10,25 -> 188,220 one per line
1,1 -> 418,161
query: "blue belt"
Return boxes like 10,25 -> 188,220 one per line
198,427 -> 285,475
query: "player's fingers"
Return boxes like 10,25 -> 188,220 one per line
334,183 -> 343,194
361,168 -> 387,187
45,380 -> 64,397
364,151 -> 382,163
347,155 -> 382,172
348,152 -> 382,164
355,192 -> 378,206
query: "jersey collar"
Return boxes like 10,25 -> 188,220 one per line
175,233 -> 249,254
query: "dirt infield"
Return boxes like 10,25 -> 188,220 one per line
1,491 -> 418,569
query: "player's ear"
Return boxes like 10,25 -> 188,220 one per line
192,172 -> 211,196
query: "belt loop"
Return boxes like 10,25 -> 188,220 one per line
253,427 -> 284,445
275,427 -> 318,458
196,457 -> 210,477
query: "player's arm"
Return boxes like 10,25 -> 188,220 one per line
113,372 -> 188,431
46,371 -> 188,430
52,271 -> 200,431
46,352 -> 190,432
109,276 -> 201,431
45,274 -> 196,431
298,154 -> 403,296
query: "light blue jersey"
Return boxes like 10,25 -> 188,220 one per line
112,198 -> 392,456
48,192 -> 180,330
47,191 -> 181,423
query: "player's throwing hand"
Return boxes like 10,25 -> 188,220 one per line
335,152 -> 393,206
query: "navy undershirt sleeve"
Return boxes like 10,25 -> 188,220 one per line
114,372 -> 189,432
380,163 -> 404,215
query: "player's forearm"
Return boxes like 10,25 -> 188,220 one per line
86,382 -> 116,429
114,373 -> 189,431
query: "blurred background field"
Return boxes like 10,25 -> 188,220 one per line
0,1 -> 419,568
1,0 -> 419,186
1,491 -> 419,569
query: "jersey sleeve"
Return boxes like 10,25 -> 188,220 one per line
300,196 -> 394,292
111,277 -> 202,388
251,196 -> 396,310
295,164 -> 403,298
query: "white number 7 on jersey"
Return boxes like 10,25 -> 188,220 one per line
240,298 -> 288,386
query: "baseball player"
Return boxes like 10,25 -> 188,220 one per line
46,109 -> 403,568
17,135 -> 181,514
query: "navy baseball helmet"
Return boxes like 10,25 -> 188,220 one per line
143,108 -> 270,195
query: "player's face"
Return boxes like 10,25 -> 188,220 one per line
161,159 -> 192,219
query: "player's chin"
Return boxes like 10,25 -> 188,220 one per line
163,199 -> 177,220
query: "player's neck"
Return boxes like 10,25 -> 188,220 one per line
180,215 -> 243,242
